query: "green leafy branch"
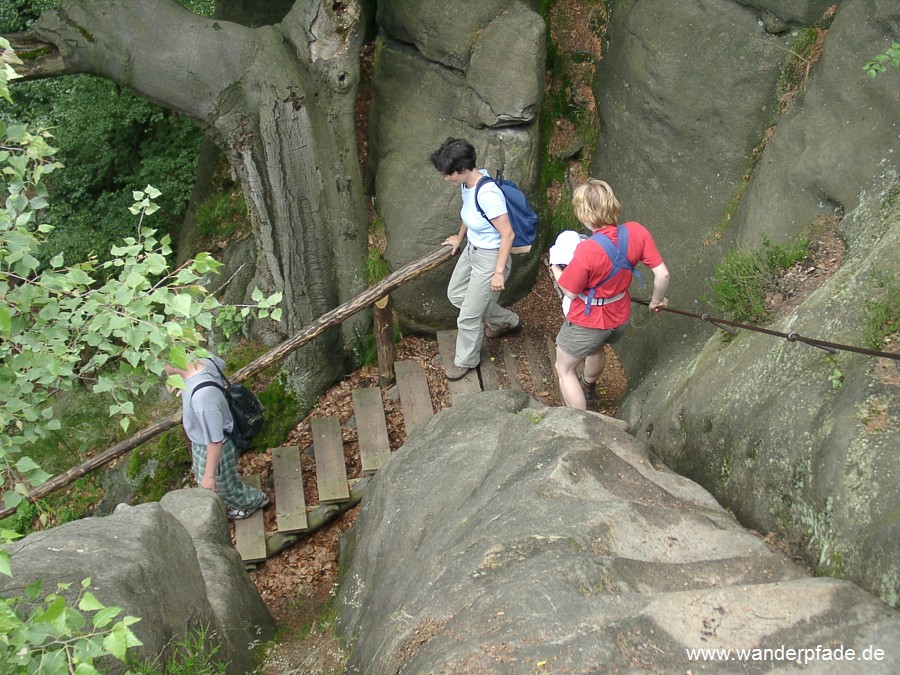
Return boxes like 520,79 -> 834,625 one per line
0,576 -> 142,674
0,38 -> 282,508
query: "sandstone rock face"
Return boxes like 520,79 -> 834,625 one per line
0,489 -> 273,674
592,0 -> 898,384
337,392 -> 900,672
622,170 -> 900,608
369,1 -> 546,332
592,0 -> 899,606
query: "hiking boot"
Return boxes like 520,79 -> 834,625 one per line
485,318 -> 522,339
445,363 -> 474,381
580,376 -> 597,405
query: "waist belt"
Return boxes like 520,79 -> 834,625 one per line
577,290 -> 626,306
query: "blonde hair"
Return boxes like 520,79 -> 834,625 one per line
572,179 -> 621,230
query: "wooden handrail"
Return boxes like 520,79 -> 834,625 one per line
0,245 -> 455,520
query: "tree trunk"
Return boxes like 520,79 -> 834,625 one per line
9,0 -> 370,401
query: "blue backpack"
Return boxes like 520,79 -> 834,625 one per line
474,173 -> 538,254
581,225 -> 643,315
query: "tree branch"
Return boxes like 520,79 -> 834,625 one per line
4,31 -> 71,81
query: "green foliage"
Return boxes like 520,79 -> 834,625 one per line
254,375 -> 302,451
195,191 -> 249,239
8,498 -> 38,535
127,623 -> 229,675
7,76 -> 203,267
864,42 -> 900,78
0,42 -> 281,508
363,246 -> 389,285
863,272 -> 900,350
830,368 -> 843,392
0,33 -> 263,674
181,0 -> 215,17
709,236 -> 809,323
0,1 -> 57,33
0,576 -> 143,674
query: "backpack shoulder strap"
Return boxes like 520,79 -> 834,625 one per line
588,228 -> 628,285
616,223 -> 644,286
472,175 -> 496,225
581,226 -> 641,315
190,380 -> 226,401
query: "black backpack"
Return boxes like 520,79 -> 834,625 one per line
190,360 -> 264,451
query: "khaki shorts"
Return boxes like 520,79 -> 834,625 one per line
555,320 -> 626,359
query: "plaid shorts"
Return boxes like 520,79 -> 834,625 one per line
191,437 -> 266,512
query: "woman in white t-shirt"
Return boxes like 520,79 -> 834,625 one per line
430,138 -> 521,381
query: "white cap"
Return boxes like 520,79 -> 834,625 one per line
549,230 -> 583,266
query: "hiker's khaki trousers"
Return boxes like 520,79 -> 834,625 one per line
447,243 -> 518,368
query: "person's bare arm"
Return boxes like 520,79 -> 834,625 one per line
648,262 -> 670,311
200,441 -> 223,490
490,214 -> 515,292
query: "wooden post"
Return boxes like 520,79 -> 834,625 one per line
373,295 -> 396,387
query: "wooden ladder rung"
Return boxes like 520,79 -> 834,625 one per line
395,360 -> 433,435
353,387 -> 391,474
271,446 -> 308,534
311,417 -> 350,504
234,474 -> 267,564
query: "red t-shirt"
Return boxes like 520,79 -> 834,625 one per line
558,221 -> 663,329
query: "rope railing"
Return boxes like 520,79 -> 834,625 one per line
631,298 -> 899,361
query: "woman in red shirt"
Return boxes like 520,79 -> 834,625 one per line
550,179 -> 670,409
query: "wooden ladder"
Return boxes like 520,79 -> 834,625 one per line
236,330 -> 560,563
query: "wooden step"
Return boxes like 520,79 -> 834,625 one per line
479,342 -> 500,391
234,474 -> 267,564
271,446 -> 308,534
311,416 -> 350,504
502,343 -> 524,391
546,337 -> 561,398
395,360 -> 433,435
353,387 -> 391,473
436,330 -> 481,403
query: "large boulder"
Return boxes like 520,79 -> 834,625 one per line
592,0 -> 794,383
734,0 -> 900,246
369,1 -> 546,332
337,391 -> 900,671
622,169 -> 900,607
594,0 -> 900,606
0,489 -> 273,674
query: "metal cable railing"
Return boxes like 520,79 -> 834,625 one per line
631,298 -> 899,361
